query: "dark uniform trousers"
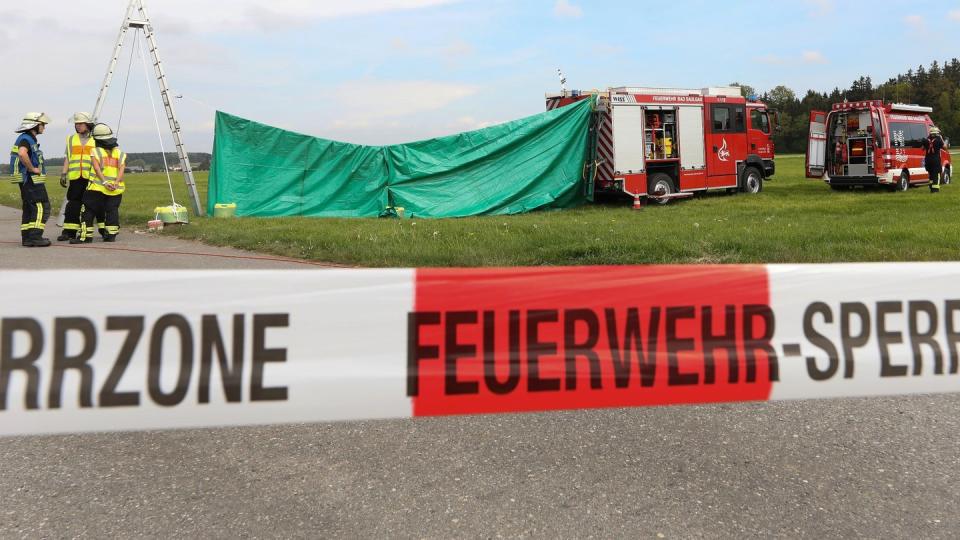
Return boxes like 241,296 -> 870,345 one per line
19,177 -> 50,240
62,177 -> 88,238
79,191 -> 122,241
65,178 -> 107,238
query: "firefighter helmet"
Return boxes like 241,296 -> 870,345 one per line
92,123 -> 115,141
15,112 -> 51,133
72,112 -> 95,125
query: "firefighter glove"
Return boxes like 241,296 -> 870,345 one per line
60,173 -> 68,188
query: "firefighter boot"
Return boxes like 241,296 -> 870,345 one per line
23,230 -> 51,248
70,224 -> 94,245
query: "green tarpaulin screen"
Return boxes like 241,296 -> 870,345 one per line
208,97 -> 595,218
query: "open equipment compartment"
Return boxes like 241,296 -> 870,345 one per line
644,108 -> 679,161
827,107 -> 877,178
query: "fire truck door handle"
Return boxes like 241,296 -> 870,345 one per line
712,145 -> 718,152
751,143 -> 757,150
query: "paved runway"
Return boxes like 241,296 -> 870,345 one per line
0,205 -> 957,538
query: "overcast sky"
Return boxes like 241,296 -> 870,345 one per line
2,0 -> 958,155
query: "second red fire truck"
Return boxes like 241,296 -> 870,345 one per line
805,100 -> 951,190
547,86 -> 777,203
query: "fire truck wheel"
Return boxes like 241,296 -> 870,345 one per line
648,173 -> 675,205
897,172 -> 909,192
741,167 -> 763,194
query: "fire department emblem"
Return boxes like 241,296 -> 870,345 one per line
718,138 -> 731,162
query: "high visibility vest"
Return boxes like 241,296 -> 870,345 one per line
65,134 -> 96,181
89,146 -> 127,195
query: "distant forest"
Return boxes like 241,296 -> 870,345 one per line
739,58 -> 960,154
37,152 -> 213,173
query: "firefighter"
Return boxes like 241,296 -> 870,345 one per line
58,112 -> 97,241
71,124 -> 127,244
10,112 -> 51,247
923,127 -> 945,193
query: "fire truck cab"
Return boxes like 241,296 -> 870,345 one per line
546,86 -> 776,203
805,100 -> 952,190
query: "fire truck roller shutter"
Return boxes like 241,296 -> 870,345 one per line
612,105 -> 646,176
678,106 -> 705,170
806,111 -> 827,178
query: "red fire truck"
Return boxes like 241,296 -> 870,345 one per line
805,100 -> 952,189
546,87 -> 777,203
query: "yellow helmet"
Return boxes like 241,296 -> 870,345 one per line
929,126 -> 941,136
92,123 -> 115,141
72,112 -> 95,124
15,112 -> 51,133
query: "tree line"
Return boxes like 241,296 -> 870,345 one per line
7,152 -> 213,174
737,58 -> 960,154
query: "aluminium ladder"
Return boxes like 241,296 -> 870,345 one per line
93,0 -> 204,216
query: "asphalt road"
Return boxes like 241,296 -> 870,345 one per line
0,205 -> 320,270
1,205 -> 958,538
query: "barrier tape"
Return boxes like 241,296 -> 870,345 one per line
1,264 -> 959,436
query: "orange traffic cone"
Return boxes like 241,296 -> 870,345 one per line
632,195 -> 643,210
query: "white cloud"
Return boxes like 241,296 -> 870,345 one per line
1,0 -> 462,34
801,51 -> 828,64
0,0 -> 466,152
948,9 -> 960,21
553,0 -> 583,19
332,80 -> 478,129
905,14 -> 925,31
806,0 -> 834,17
182,0 -> 461,32
453,116 -> 497,131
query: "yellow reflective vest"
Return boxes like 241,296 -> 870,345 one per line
65,134 -> 96,181
89,147 -> 127,196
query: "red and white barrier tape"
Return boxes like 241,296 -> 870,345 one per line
1,264 -> 958,436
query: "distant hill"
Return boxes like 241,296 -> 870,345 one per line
53,152 -> 212,171
3,152 -> 212,174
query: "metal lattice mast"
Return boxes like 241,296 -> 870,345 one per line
92,0 -> 205,216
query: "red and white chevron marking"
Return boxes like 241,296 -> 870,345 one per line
2,264 -> 958,436
595,111 -> 615,183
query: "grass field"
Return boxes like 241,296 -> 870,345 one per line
2,154 -> 958,267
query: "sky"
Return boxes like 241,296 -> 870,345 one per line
2,0 -> 958,155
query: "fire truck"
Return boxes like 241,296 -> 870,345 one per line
805,100 -> 952,190
546,86 -> 776,203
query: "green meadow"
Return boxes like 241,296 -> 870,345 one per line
3,153 -> 958,267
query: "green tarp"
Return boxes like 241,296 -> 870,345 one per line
208,97 -> 595,218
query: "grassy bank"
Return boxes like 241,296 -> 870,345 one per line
2,155 -> 957,266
